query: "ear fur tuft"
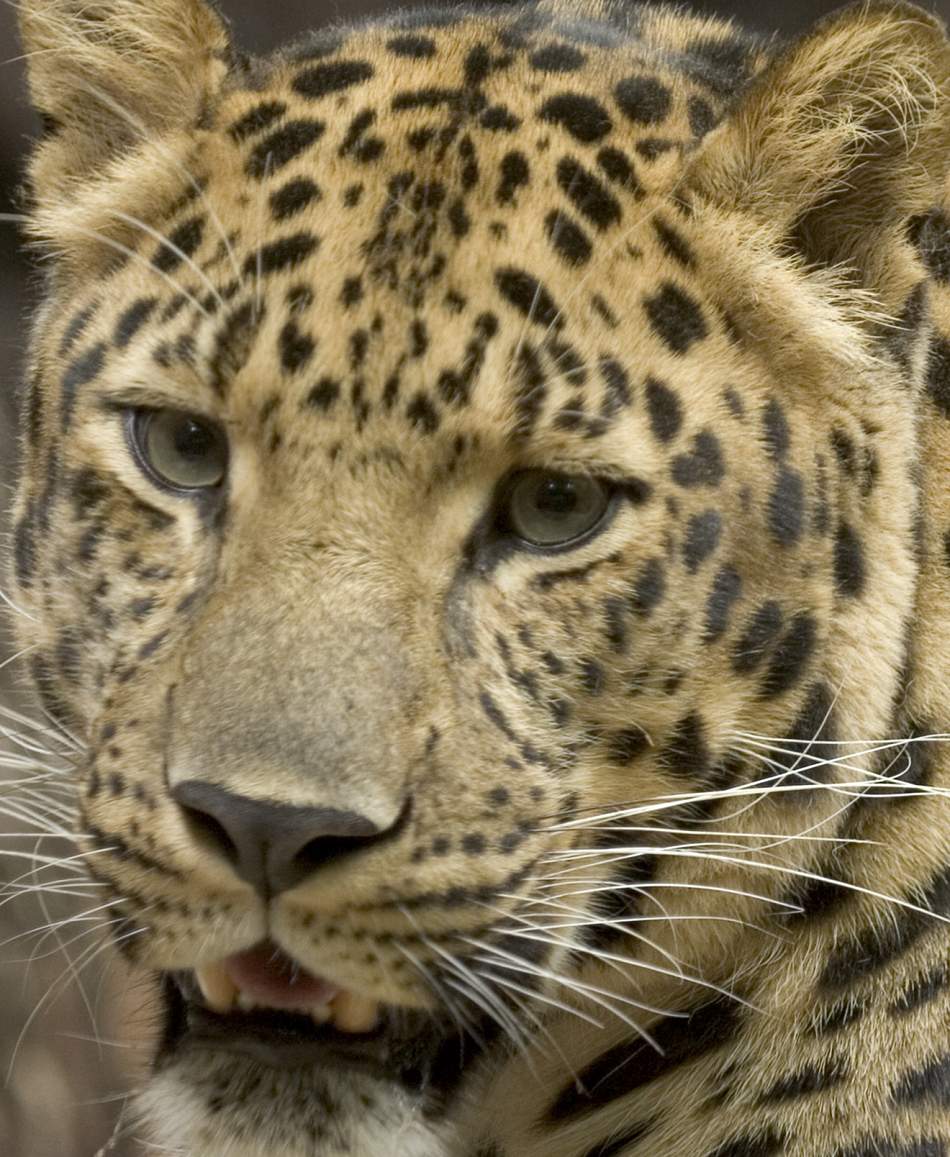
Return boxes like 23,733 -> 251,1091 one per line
18,0 -> 232,229
690,1 -> 950,293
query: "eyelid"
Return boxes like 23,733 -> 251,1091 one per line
96,389 -> 225,426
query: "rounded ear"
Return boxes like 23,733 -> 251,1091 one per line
19,0 -> 233,220
688,1 -> 950,290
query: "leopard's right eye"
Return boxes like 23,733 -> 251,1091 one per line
129,409 -> 229,493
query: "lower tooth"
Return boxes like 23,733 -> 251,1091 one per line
237,992 -> 257,1012
332,993 -> 379,1034
310,1005 -> 332,1025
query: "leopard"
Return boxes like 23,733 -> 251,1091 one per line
6,0 -> 950,1154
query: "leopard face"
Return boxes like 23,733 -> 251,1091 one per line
10,2 -> 950,1155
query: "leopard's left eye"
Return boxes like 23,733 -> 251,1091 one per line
504,471 -> 612,548
129,409 -> 229,493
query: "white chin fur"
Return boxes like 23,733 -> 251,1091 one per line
139,1056 -> 454,1157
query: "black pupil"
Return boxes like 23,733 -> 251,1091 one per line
534,477 -> 578,518
173,418 -> 216,462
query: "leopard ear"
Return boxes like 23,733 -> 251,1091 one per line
690,2 -> 950,293
19,0 -> 233,237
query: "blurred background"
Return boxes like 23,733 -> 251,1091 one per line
1,1 -> 947,1154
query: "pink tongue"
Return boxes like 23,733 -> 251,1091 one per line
224,943 -> 339,1011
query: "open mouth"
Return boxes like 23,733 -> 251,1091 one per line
164,941 -> 462,1079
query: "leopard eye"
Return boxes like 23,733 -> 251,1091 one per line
505,471 -> 612,548
130,409 -> 229,492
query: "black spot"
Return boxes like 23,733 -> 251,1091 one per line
114,297 -> 158,349
391,86 -> 462,112
153,216 -> 204,273
645,376 -> 683,442
636,137 -> 676,161
704,566 -> 742,642
530,43 -> 587,72
836,1140 -> 947,1157
892,1054 -> 950,1109
495,268 -> 560,328
13,510 -> 36,589
279,320 -> 315,374
497,151 -> 530,205
59,303 -> 98,357
483,104 -> 522,131
822,863 -> 950,990
654,218 -> 694,267
246,120 -> 326,179
599,357 -> 632,417
672,431 -> 725,488
891,967 -> 948,1016
387,34 -> 437,58
607,728 -> 651,764
684,36 -> 752,98
596,146 -> 643,198
62,343 -> 107,429
703,1132 -> 788,1157
762,399 -> 790,459
512,342 -> 547,438
341,277 -> 363,308
578,658 -> 605,696
767,467 -> 805,545
462,833 -> 487,855
765,681 -> 838,792
545,211 -> 592,265
614,76 -> 671,125
723,387 -> 745,418
684,510 -> 722,572
644,283 -> 708,354
293,59 -> 375,100
556,158 -> 621,230
908,208 -> 950,282
547,1000 -> 740,1121
687,95 -> 718,138
538,93 -> 612,142
306,377 -> 340,411
270,178 -> 321,221
579,1123 -> 653,1157
230,101 -> 287,141
631,558 -> 666,615
664,712 -> 711,780
732,601 -> 784,674
834,522 -> 866,598
760,1057 -> 848,1102
407,392 -> 440,433
243,233 -> 319,277
760,613 -> 817,698
926,335 -> 950,418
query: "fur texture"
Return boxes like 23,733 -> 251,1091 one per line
9,2 -> 950,1154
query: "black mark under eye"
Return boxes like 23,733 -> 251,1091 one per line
501,470 -> 613,549
128,409 -> 229,494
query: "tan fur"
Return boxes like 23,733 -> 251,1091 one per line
9,2 -> 950,1155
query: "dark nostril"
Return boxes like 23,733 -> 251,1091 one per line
177,800 -> 240,868
171,780 -> 409,897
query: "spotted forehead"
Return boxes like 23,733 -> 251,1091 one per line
60,9 -> 767,460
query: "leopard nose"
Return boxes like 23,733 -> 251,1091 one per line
172,781 -> 407,897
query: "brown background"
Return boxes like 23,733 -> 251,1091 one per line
0,2 -> 947,1155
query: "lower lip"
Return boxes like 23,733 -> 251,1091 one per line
184,1001 -> 389,1071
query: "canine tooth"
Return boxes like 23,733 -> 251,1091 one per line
332,992 -> 379,1034
195,963 -> 237,1013
310,1005 -> 332,1025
